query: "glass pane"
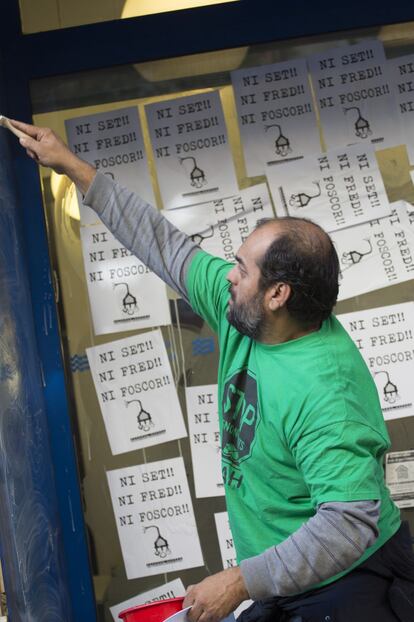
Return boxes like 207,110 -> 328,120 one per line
31,22 -> 414,620
19,0 -> 239,34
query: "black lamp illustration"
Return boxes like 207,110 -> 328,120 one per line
341,239 -> 373,266
344,106 -> 372,139
113,282 -> 138,315
374,370 -> 399,404
179,156 -> 207,188
125,399 -> 154,432
264,124 -> 292,157
289,182 -> 322,209
191,225 -> 215,246
144,525 -> 171,558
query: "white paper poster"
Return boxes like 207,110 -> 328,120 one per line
110,578 -> 186,622
145,91 -> 238,209
231,59 -> 320,176
405,198 -> 414,223
266,144 -> 390,232
107,457 -> 204,579
214,512 -> 253,618
338,302 -> 414,420
308,39 -> 402,150
389,55 -> 414,164
86,329 -> 186,455
65,106 -> 155,225
80,224 -> 171,335
385,450 -> 414,508
332,203 -> 414,300
214,511 -> 237,569
164,184 -> 274,261
185,385 -> 223,498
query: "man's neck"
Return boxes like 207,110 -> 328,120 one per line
258,313 -> 322,345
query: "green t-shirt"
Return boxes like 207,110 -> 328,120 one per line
187,250 -> 400,585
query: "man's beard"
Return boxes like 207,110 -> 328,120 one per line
227,289 -> 266,340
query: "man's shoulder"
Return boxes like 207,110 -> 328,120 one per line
188,250 -> 232,277
187,251 -> 232,301
320,315 -> 366,361
186,251 -> 233,332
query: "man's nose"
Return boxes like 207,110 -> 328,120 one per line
226,265 -> 237,284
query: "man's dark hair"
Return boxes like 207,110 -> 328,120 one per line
256,217 -> 339,325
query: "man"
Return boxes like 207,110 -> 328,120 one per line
12,120 -> 414,622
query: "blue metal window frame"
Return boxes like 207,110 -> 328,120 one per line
1,0 -> 414,619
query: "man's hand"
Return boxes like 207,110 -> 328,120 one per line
10,120 -> 96,194
184,567 -> 249,622
10,120 -> 74,172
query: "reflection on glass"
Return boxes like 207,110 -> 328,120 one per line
122,0 -> 239,19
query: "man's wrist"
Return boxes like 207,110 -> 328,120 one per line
230,566 -> 250,601
65,155 -> 96,195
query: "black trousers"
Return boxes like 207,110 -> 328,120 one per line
238,522 -> 414,622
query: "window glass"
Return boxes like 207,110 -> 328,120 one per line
19,0 -> 239,34
32,23 -> 414,620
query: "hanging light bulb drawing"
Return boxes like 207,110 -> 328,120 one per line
179,156 -> 207,189
191,225 -> 215,246
264,124 -> 292,157
341,239 -> 373,266
144,525 -> 171,558
113,282 -> 138,315
126,399 -> 154,432
374,370 -> 399,404
289,182 -> 322,209
344,106 -> 372,139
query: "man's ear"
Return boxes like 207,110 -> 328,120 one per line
267,282 -> 291,311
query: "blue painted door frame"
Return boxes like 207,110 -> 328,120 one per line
1,0 -> 414,619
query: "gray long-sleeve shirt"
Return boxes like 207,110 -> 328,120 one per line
83,172 -> 380,598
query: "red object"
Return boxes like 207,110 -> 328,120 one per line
119,597 -> 185,622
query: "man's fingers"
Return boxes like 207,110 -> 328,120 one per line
183,587 -> 194,609
19,136 -> 40,154
187,602 -> 202,622
9,119 -> 41,138
26,148 -> 39,161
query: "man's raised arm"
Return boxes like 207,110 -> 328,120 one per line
12,120 -> 200,300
